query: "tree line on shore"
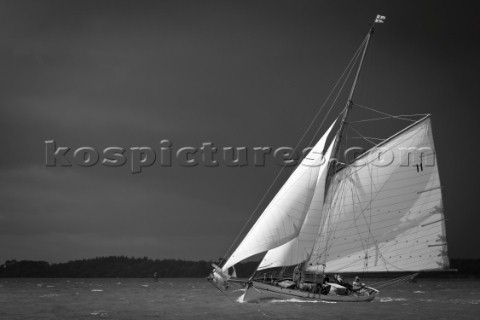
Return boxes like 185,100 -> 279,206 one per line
0,256 -> 478,278
0,256 -> 258,278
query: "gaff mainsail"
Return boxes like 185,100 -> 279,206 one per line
307,116 -> 449,273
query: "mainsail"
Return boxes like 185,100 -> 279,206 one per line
222,120 -> 336,271
307,116 -> 449,273
257,135 -> 337,270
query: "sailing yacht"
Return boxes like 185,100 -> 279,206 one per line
209,15 -> 450,303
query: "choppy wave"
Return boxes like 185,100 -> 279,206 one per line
236,293 -> 246,303
39,294 -> 59,298
380,297 -> 407,302
450,298 -> 480,305
271,298 -> 336,304
90,311 -> 110,317
2,278 -> 479,319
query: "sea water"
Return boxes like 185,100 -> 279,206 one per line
1,278 -> 479,319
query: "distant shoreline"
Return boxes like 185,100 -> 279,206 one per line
1,257 -> 479,278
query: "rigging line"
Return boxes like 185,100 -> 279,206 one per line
349,173 -> 437,196
348,116 -> 409,123
306,38 -> 366,147
348,114 -> 430,124
314,178 -> 341,264
360,164 -> 373,274
308,144 -> 351,268
349,126 -> 377,146
310,43 -> 375,268
324,172 -> 351,258
305,38 -> 371,268
309,37 -> 367,145
326,154 -> 404,268
367,162 -> 386,271
396,114 -> 430,117
351,158 -> 394,231
316,170 -> 351,267
349,187 -> 368,256
345,126 -> 348,156
340,124 -> 430,179
353,103 -> 417,122
370,273 -> 419,288
339,171 -> 372,273
219,35 -> 369,266
341,115 -> 430,175
348,114 -> 428,124
341,154 -> 435,185
368,158 -> 375,266
348,136 -> 386,140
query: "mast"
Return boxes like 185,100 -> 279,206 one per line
317,15 -> 385,268
219,15 -> 387,277
329,15 -> 385,171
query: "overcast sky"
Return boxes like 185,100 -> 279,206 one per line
1,0 -> 479,263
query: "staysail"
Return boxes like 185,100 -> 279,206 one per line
257,135 -> 337,270
222,120 -> 336,271
307,116 -> 449,273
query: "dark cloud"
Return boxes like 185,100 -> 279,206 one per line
1,0 -> 479,262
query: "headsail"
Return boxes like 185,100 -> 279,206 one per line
257,135 -> 337,270
307,116 -> 449,273
222,120 -> 337,271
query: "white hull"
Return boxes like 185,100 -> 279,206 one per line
242,281 -> 377,303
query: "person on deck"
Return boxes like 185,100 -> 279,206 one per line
322,274 -> 330,284
293,264 -> 304,289
336,274 -> 353,291
319,274 -> 331,295
352,276 -> 365,291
